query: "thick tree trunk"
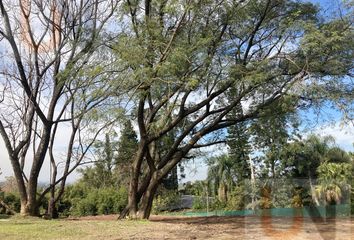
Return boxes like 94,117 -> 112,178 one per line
119,149 -> 183,220
25,177 -> 40,216
118,173 -> 152,219
121,180 -> 158,220
22,125 -> 52,217
120,166 -> 161,220
20,199 -> 39,216
137,180 -> 158,219
125,166 -> 143,219
127,158 -> 143,218
125,171 -> 154,219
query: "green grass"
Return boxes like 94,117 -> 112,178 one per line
0,216 -> 150,240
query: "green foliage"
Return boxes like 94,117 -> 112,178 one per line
280,134 -> 339,178
183,181 -> 205,196
300,19 -> 354,76
110,0 -> 354,219
351,184 -> 354,214
116,120 -> 138,166
66,185 -> 128,216
79,133 -> 116,189
0,192 -> 20,214
207,155 -> 235,201
226,100 -> 251,182
114,120 -> 138,186
160,137 -> 180,191
192,197 -> 208,210
192,196 -> 228,211
326,147 -> 352,163
152,189 -> 181,214
57,122 -> 137,217
225,185 -> 248,211
315,162 -> 352,205
79,122 -> 138,190
251,99 -> 299,178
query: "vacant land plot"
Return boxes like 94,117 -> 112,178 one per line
0,215 -> 352,240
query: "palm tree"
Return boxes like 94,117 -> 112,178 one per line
281,134 -> 351,206
326,147 -> 351,163
207,155 -> 235,202
315,162 -> 352,205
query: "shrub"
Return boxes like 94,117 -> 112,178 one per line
66,185 -> 128,216
0,192 -> 20,214
192,196 -> 207,210
225,185 -> 247,211
152,189 -> 181,214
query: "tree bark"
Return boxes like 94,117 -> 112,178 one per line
127,145 -> 145,219
22,199 -> 39,216
218,183 -> 228,202
119,172 -> 152,219
137,177 -> 159,219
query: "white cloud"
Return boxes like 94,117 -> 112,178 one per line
310,123 -> 354,152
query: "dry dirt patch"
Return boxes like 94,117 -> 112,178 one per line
66,214 -> 353,240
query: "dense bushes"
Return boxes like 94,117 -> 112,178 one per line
0,192 -> 20,214
61,184 -> 128,216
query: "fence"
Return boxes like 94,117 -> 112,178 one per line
181,204 -> 351,218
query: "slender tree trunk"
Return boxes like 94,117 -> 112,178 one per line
24,125 -> 52,216
309,173 -> 320,206
47,187 -> 58,218
250,159 -> 256,211
218,183 -> 228,202
47,159 -> 58,218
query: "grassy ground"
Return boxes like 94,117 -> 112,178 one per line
0,216 -> 151,240
0,215 -> 353,240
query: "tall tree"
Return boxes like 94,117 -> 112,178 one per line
113,0 -> 353,219
281,135 -> 337,179
280,134 -> 352,205
115,120 -> 139,187
80,133 -> 116,189
207,154 -> 235,202
315,162 -> 352,205
0,0 -> 119,216
251,101 -> 299,178
226,99 -> 251,182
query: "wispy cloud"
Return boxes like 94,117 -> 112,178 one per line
310,123 -> 354,151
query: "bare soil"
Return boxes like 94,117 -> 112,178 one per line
67,214 -> 354,240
